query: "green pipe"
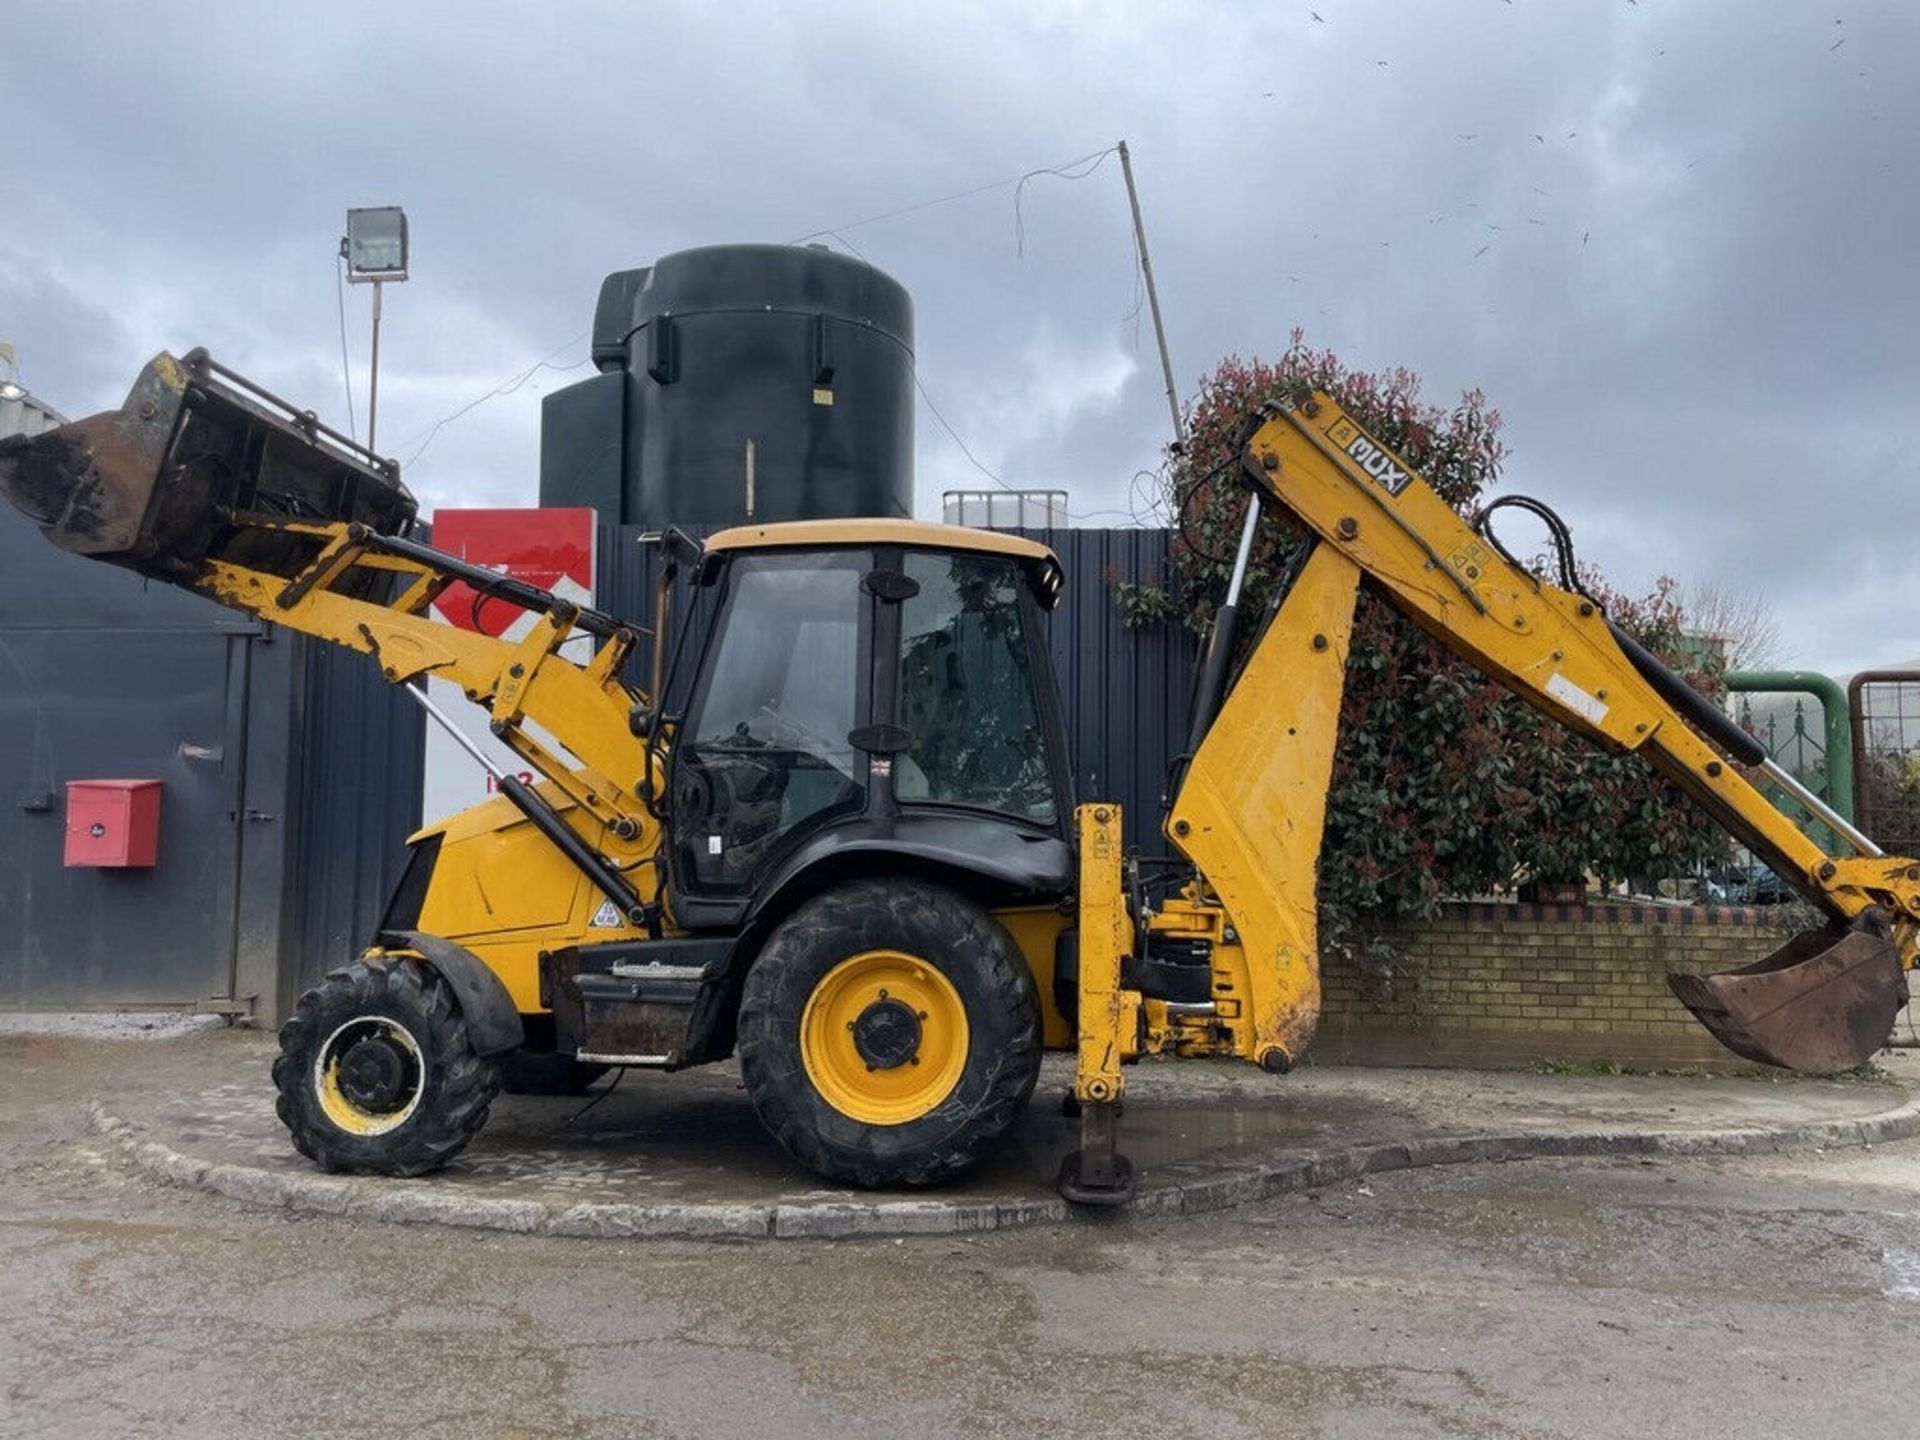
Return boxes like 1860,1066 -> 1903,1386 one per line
1725,670 -> 1854,823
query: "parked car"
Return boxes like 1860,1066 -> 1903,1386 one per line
1704,863 -> 1795,905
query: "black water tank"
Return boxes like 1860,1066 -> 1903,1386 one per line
540,244 -> 914,526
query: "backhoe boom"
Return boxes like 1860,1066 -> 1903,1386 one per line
1060,391 -> 1916,1200
1237,395 -> 1920,945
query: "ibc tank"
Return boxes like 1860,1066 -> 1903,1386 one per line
539,244 -> 914,527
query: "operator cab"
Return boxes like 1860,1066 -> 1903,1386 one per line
665,520 -> 1074,930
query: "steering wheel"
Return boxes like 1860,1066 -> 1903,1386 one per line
752,705 -> 844,766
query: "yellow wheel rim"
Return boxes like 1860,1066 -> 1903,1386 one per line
799,949 -> 970,1126
313,1016 -> 426,1137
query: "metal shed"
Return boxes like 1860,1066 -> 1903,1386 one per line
0,494 -> 423,1022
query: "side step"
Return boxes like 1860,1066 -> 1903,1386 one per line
568,970 -> 699,1066
1669,927 -> 1908,1073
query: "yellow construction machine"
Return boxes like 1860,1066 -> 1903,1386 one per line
5,349 -> 1915,1203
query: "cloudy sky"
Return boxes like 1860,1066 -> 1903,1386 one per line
4,1 -> 1915,671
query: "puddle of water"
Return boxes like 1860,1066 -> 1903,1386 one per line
1881,1245 -> 1920,1302
476,1085 -> 1325,1198
958,1098 -> 1324,1194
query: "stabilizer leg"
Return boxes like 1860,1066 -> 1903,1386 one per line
1057,1099 -> 1137,1207
1058,803 -> 1138,1207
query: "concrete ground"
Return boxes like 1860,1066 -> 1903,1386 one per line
71,1027 -> 1920,1238
4,1029 -> 1920,1438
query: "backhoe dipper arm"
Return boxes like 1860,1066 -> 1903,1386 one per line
1157,392 -> 1915,1084
1234,394 -> 1920,942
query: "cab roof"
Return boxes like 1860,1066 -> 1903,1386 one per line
701,518 -> 1065,608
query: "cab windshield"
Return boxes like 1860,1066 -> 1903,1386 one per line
676,551 -> 867,890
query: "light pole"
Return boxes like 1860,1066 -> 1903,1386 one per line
341,206 -> 409,453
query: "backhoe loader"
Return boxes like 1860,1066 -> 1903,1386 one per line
5,348 -> 1914,1204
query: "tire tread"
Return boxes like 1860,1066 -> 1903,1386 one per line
272,956 -> 499,1177
737,879 -> 1041,1188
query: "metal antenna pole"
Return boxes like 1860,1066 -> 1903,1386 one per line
1116,140 -> 1184,445
367,278 -> 384,454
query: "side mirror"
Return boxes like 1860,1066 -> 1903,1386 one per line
636,525 -> 705,582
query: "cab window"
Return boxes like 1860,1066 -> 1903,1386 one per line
895,552 -> 1055,824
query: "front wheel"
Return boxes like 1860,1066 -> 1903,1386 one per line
272,956 -> 499,1175
737,879 -> 1042,1188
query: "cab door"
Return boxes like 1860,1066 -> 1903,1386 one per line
668,550 -> 872,910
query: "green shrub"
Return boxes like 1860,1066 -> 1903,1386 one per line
1130,332 -> 1727,972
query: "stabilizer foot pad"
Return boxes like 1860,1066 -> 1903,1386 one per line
1057,1150 -> 1138,1208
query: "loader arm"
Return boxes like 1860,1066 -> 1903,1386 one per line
1163,393 -> 1917,1078
0,350 -> 666,925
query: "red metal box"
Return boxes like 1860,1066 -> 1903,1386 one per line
63,779 -> 162,868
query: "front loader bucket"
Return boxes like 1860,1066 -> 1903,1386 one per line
0,348 -> 413,598
1669,928 -> 1907,1072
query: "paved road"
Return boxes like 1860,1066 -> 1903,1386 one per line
4,1034 -> 1919,1438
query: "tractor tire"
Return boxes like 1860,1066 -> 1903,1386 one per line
495,1049 -> 611,1097
737,879 -> 1042,1188
272,956 -> 500,1176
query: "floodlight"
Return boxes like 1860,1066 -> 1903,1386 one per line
339,207 -> 410,451
344,206 -> 409,283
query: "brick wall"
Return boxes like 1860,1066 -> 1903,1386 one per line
1316,902 -> 1788,1069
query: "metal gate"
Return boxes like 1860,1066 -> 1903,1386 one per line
0,621 -> 255,1008
0,500 -> 260,1009
1850,670 -> 1920,857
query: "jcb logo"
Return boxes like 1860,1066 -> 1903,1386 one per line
1326,417 -> 1412,497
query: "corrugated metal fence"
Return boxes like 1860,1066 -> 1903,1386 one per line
279,641 -> 429,1002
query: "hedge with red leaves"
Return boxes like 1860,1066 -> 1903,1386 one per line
1133,333 -> 1725,972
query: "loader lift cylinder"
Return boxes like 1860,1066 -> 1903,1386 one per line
356,527 -> 629,642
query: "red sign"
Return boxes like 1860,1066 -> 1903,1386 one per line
419,507 -> 598,824
428,508 -> 596,638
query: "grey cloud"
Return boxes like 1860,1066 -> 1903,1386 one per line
3,1 -> 1914,670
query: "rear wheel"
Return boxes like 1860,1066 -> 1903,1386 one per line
272,957 -> 499,1175
738,879 -> 1042,1188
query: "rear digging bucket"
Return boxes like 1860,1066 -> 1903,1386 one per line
1669,928 -> 1908,1072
